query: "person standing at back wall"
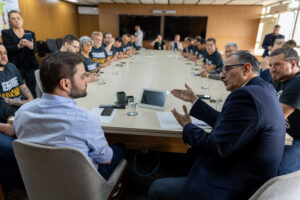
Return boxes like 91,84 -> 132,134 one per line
2,10 -> 39,98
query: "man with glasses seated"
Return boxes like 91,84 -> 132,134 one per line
60,34 -> 80,54
149,51 -> 286,200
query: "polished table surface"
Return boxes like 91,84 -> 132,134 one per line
76,50 -> 291,152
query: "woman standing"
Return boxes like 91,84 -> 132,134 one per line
2,10 -> 38,97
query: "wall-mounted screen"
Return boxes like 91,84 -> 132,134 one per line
164,16 -> 208,41
119,15 -> 161,40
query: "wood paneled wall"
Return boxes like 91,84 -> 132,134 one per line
98,4 -> 262,51
18,0 -> 79,41
78,15 -> 99,37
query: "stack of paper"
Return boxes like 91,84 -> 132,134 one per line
156,112 -> 211,130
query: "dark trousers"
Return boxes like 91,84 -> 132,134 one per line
18,69 -> 37,98
98,144 -> 126,180
0,133 -> 22,191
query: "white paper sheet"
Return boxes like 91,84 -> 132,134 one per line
156,112 -> 211,130
91,107 -> 117,124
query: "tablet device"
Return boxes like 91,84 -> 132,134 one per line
139,89 -> 168,111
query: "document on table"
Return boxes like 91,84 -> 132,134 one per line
91,107 -> 117,124
156,112 -> 211,130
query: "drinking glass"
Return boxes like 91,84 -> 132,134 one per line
127,97 -> 138,116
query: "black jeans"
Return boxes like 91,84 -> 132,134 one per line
0,133 -> 22,191
18,69 -> 37,98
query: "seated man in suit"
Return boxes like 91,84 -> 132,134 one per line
262,24 -> 285,58
149,51 -> 286,200
14,52 -> 126,180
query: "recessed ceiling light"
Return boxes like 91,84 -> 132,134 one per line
66,0 -> 79,3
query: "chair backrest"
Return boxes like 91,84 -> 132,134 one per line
36,41 -> 50,58
249,170 -> 300,200
56,38 -> 63,49
13,140 -> 112,200
34,69 -> 44,97
46,38 -> 58,53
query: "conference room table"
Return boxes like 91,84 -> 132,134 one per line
76,50 -> 291,153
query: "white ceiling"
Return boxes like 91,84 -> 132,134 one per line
65,0 -> 282,5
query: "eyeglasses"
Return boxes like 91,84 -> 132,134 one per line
83,43 -> 92,47
222,64 -> 245,74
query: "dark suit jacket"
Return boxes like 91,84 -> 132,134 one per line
181,77 -> 286,200
262,33 -> 284,57
1,29 -> 39,70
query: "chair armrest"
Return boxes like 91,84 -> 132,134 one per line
107,159 -> 127,187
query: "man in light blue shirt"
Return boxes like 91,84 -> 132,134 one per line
134,25 -> 143,48
14,51 -> 125,179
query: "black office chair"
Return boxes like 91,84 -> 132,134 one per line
36,41 -> 50,58
46,39 -> 58,53
56,38 -> 63,49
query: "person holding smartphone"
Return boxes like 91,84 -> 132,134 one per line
1,10 -> 39,98
79,36 -> 101,83
151,34 -> 166,50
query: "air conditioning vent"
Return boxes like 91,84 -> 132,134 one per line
78,6 -> 99,15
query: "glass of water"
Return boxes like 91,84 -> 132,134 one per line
98,72 -> 106,85
127,97 -> 138,116
202,77 -> 209,89
215,95 -> 224,111
112,62 -> 118,75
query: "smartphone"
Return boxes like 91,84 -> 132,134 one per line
94,68 -> 100,74
196,94 -> 211,99
24,33 -> 32,41
101,108 -> 114,116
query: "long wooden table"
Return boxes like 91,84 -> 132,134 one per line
76,50 -> 229,153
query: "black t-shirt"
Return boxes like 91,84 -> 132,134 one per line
203,50 -> 224,71
183,45 -> 189,53
188,45 -> 196,54
154,41 -> 165,50
80,54 -> 98,72
194,48 -> 207,59
122,42 -> 134,52
275,72 -> 300,139
90,44 -> 108,64
0,63 -> 24,100
113,46 -> 123,55
103,43 -> 116,59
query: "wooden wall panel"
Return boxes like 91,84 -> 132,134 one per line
18,0 -> 79,41
78,15 -> 99,37
98,4 -> 262,51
